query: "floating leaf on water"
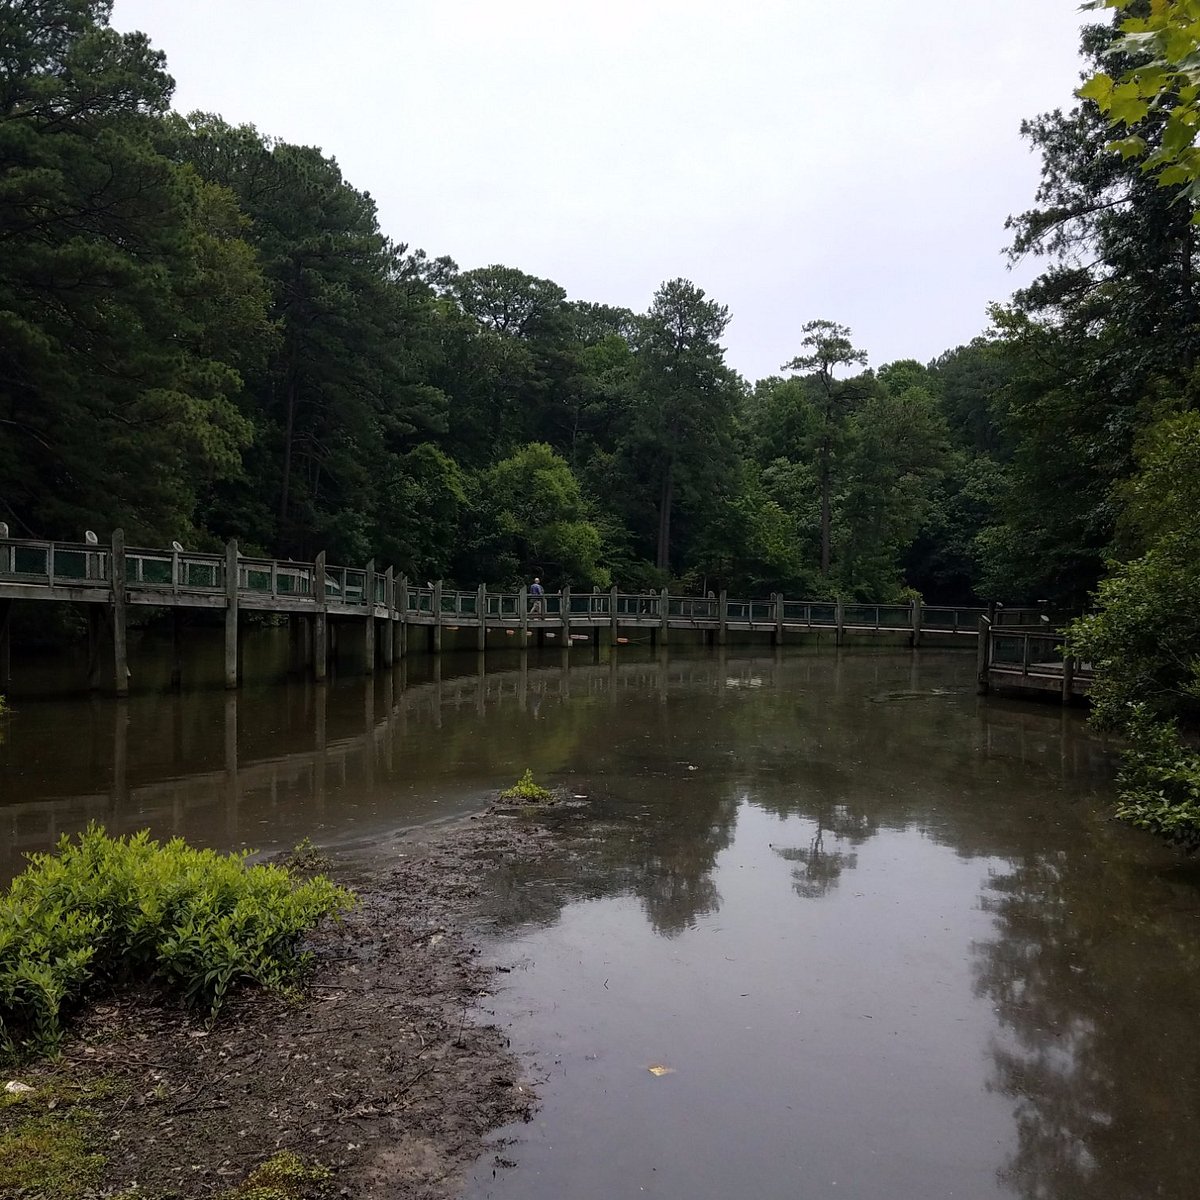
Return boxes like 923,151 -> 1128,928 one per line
646,1063 -> 675,1076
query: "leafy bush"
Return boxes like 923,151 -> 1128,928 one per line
499,769 -> 553,803
0,826 -> 353,1063
1066,411 -> 1200,848
1107,707 -> 1200,850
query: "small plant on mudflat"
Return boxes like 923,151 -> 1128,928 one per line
0,825 -> 354,1064
499,769 -> 553,803
222,1150 -> 332,1198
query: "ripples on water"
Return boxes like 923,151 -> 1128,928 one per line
3,637 -> 1199,1200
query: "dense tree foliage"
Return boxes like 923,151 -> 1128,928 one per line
0,0 -> 1022,603
1043,7 -> 1200,847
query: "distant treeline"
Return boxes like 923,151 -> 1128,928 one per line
0,2 -> 1189,615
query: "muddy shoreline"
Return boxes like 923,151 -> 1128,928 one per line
2,805 -> 572,1199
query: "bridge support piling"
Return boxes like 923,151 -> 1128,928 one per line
224,540 -> 239,690
170,609 -> 184,690
774,592 -> 784,646
314,551 -> 328,683
383,568 -> 395,665
610,585 -> 618,645
363,560 -> 375,674
519,586 -> 529,644
976,616 -> 991,695
478,583 -> 487,652
432,581 -> 443,655
911,597 -> 922,648
1061,653 -> 1075,706
112,529 -> 129,697
86,606 -> 103,691
561,585 -> 571,644
286,615 -> 303,674
660,587 -> 669,646
0,598 -> 11,692
718,590 -> 727,647
835,596 -> 844,648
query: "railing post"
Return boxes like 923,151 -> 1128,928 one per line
1021,631 -> 1033,676
47,542 -> 55,585
561,585 -> 571,642
363,559 -> 375,674
718,589 -> 728,646
383,567 -> 395,665
835,596 -> 844,647
659,586 -> 670,646
1061,649 -> 1075,706
976,615 -> 991,695
610,584 -> 619,643
109,529 -> 129,696
478,582 -> 487,651
911,596 -> 922,649
775,592 -> 784,646
171,544 -> 180,595
397,574 -> 408,659
314,551 -> 328,681
432,580 -> 443,654
224,539 -> 239,689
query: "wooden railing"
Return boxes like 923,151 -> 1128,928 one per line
977,620 -> 1091,702
0,534 -> 1052,632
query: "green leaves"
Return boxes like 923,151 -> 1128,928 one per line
0,825 -> 353,1063
1078,1 -> 1200,197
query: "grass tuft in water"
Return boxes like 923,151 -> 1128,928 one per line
500,769 -> 553,803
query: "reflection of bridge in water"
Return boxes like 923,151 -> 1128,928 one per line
0,649 -> 1110,877
1,530 -> 1054,697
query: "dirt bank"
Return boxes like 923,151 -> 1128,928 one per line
1,808 -> 567,1199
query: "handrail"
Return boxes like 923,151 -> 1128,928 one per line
0,535 -> 1064,635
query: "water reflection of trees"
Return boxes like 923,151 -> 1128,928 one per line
16,646 -> 1200,1197
972,834 -> 1200,1200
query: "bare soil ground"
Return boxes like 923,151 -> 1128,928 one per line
5,808 -> 567,1199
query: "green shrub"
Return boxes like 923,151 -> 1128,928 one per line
499,769 -> 553,803
0,826 -> 354,1063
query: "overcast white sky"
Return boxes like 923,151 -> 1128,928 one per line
112,1 -> 1092,382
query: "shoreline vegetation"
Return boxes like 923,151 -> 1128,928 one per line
0,775 -> 558,1198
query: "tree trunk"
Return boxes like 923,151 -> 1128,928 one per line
279,374 -> 297,544
819,434 -> 832,577
1184,223 -> 1195,370
656,462 -> 675,572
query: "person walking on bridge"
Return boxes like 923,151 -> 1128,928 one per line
529,576 -> 544,615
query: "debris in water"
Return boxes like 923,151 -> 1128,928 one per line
646,1064 -> 675,1077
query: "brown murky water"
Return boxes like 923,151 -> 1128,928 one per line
4,640 -> 1200,1199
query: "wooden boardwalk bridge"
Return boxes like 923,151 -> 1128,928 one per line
0,531 -> 1088,701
